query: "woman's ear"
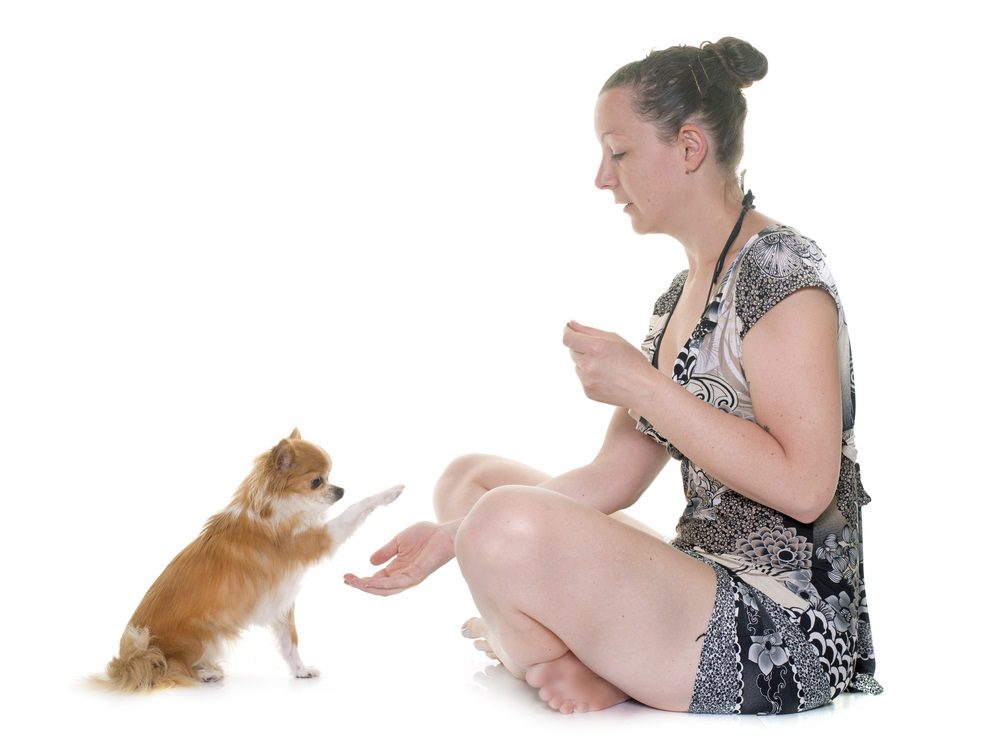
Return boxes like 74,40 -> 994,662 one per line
678,122 -> 709,174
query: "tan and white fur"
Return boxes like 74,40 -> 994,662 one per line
96,429 -> 403,692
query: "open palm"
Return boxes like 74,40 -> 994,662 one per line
343,521 -> 455,596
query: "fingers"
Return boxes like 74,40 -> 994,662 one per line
349,574 -> 407,590
563,321 -> 588,351
563,320 -> 617,353
563,328 -> 590,355
566,320 -> 604,334
343,572 -> 409,597
343,573 -> 364,587
369,536 -> 399,565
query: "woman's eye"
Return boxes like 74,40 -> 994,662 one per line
311,478 -> 323,490
611,151 -> 626,161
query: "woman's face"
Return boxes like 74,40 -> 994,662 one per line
593,86 -> 685,235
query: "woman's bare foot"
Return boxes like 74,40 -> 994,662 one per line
524,651 -> 628,714
461,617 -> 498,660
461,617 -> 525,679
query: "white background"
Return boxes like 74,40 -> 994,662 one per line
1,0 -> 994,744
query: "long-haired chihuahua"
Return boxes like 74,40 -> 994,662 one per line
96,429 -> 402,692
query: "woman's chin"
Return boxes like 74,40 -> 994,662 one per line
623,206 -> 658,235
627,216 -> 655,235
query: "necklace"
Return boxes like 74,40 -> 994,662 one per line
704,189 -> 756,309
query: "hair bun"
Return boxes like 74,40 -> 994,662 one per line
702,37 -> 767,89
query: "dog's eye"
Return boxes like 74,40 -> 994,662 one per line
311,478 -> 323,490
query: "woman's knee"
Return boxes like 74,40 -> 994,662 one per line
436,453 -> 496,490
433,453 -> 552,522
432,453 -> 495,521
455,486 -> 553,577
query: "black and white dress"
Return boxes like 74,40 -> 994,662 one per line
632,224 -> 882,715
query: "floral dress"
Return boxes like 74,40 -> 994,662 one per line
632,224 -> 882,715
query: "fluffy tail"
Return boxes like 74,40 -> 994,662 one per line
94,626 -> 195,693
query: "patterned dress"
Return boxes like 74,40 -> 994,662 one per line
631,224 -> 882,715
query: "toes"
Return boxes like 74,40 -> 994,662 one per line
461,617 -> 486,639
524,660 -> 553,689
295,666 -> 321,678
525,664 -> 542,688
473,641 -> 498,660
535,676 -> 586,714
462,618 -> 500,659
472,639 -> 496,658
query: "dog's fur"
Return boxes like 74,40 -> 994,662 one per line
96,429 -> 402,692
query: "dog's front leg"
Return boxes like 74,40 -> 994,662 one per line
272,606 -> 320,679
326,484 -> 404,548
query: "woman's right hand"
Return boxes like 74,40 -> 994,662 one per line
343,520 -> 457,596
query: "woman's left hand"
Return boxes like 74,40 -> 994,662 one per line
343,520 -> 456,597
562,320 -> 656,408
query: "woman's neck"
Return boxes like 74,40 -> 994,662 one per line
675,185 -> 770,280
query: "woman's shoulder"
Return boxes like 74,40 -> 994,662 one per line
651,269 -> 688,316
740,223 -> 830,275
732,223 -> 839,339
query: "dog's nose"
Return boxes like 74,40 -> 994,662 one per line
331,485 -> 345,500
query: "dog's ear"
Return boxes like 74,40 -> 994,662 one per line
288,428 -> 301,440
273,439 -> 295,473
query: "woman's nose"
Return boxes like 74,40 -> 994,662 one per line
594,156 -> 617,190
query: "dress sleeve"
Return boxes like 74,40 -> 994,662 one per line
734,229 -> 836,340
639,271 -> 687,365
631,271 -> 688,458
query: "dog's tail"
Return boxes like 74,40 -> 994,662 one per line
93,626 -> 195,693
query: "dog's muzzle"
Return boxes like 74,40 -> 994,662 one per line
328,485 -> 345,503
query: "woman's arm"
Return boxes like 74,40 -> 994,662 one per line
538,406 -> 669,515
344,407 -> 669,596
564,287 -> 842,524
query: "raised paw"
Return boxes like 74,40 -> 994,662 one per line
373,484 -> 405,506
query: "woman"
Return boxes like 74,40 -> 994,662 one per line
345,37 -> 881,716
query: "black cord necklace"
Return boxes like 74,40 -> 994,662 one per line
704,189 -> 755,309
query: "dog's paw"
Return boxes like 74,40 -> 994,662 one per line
374,484 -> 405,506
197,668 -> 225,683
294,666 -> 321,679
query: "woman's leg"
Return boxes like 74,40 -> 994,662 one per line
432,453 -> 550,523
433,455 -> 554,664
432,453 -> 662,535
454,485 -> 717,713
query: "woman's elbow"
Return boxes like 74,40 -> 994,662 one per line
786,465 -> 840,525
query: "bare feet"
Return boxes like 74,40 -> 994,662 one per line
462,617 -> 498,659
525,651 -> 628,714
461,617 -> 525,680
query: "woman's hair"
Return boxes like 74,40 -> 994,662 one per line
602,37 -> 767,173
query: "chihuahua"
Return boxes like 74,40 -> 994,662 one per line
97,429 -> 402,691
